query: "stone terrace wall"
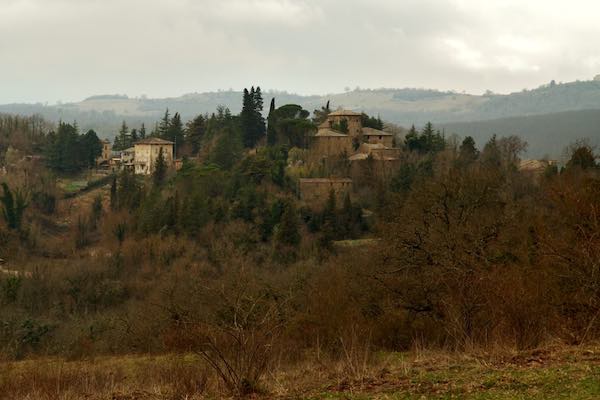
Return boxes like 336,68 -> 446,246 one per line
299,178 -> 353,210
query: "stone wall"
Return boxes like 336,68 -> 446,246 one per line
311,135 -> 353,159
299,178 -> 353,210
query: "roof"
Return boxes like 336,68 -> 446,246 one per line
348,153 -> 369,161
300,178 -> 353,184
362,127 -> 393,136
135,137 -> 174,145
101,139 -> 111,144
328,109 -> 362,117
359,143 -> 386,152
519,159 -> 556,171
314,128 -> 349,137
348,152 -> 399,162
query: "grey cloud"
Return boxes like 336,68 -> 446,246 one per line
1,0 -> 599,103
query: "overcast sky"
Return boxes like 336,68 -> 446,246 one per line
2,0 -> 600,104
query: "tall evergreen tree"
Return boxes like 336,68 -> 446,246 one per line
116,120 -> 131,150
81,129 -> 102,168
267,98 -> 277,146
167,112 -> 185,156
130,128 -> 138,143
139,123 -> 147,139
240,86 -> 266,148
158,109 -> 171,138
153,147 -> 167,186
110,175 -> 117,211
185,114 -> 206,155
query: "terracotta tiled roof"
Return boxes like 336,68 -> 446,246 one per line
315,129 -> 349,137
362,127 -> 392,136
135,137 -> 174,145
328,109 -> 362,117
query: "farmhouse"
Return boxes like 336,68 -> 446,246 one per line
133,137 -> 174,175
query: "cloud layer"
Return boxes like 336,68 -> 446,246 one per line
1,0 -> 600,103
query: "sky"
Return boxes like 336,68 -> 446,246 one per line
2,0 -> 600,104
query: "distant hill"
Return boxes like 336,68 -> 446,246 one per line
2,78 -> 600,156
441,109 -> 600,159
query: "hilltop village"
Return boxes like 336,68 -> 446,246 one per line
99,106 -> 414,212
97,104 -> 553,214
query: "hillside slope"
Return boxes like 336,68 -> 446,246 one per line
3,79 -> 600,156
441,109 -> 600,159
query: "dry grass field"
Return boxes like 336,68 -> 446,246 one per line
2,345 -> 600,399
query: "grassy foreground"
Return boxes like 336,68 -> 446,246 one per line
1,345 -> 599,399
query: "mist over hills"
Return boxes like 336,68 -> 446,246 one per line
2,78 -> 600,157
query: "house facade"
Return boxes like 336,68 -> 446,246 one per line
133,138 -> 174,175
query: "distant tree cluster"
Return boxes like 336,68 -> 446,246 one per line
113,121 -> 146,151
240,87 -> 266,148
404,122 -> 446,154
45,122 -> 102,173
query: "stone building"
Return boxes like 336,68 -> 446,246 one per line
133,137 -> 174,175
362,127 -> 394,147
96,139 -> 112,166
519,159 -> 557,179
311,126 -> 353,159
324,109 -> 363,138
299,178 -> 353,210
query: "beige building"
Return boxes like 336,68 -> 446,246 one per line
134,138 -> 174,175
519,159 -> 557,179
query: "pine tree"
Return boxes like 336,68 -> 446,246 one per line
130,128 -> 138,143
81,129 -> 102,168
240,86 -> 266,148
168,112 -> 184,156
158,109 -> 171,139
185,114 -> 206,155
153,147 -> 167,186
117,120 -> 131,150
139,123 -> 147,139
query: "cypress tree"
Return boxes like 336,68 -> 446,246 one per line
267,98 -> 277,146
168,112 -> 184,156
110,175 -> 117,210
153,147 -> 167,186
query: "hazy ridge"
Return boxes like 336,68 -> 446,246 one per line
2,79 -> 600,157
